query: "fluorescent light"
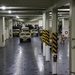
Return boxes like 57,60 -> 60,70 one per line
18,19 -> 24,21
49,12 -> 52,14
59,14 -> 62,16
16,16 -> 19,19
1,6 -> 6,10
8,10 -> 11,14
30,17 -> 42,22
58,9 -> 70,11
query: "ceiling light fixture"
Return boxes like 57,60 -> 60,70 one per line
16,16 -> 19,19
8,10 -> 12,14
59,14 -> 62,16
1,6 -> 6,10
58,9 -> 70,11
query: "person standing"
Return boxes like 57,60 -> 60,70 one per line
61,35 -> 65,44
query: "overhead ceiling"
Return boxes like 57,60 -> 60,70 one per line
0,0 -> 70,22
0,0 -> 60,7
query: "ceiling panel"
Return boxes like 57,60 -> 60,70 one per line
0,0 -> 70,22
0,0 -> 53,8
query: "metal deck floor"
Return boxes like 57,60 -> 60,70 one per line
0,37 -> 69,75
57,38 -> 69,75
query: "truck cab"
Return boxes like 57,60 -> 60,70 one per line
13,29 -> 20,37
31,29 -> 38,36
19,28 -> 31,42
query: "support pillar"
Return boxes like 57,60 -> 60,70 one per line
43,13 -> 46,57
8,19 -> 13,38
52,8 -> 58,75
62,18 -> 69,38
70,0 -> 75,75
43,12 -> 50,61
0,17 -> 5,47
45,12 -> 50,61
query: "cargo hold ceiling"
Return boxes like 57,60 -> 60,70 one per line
0,0 -> 70,22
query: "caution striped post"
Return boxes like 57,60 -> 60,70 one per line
52,32 -> 58,54
42,29 -> 50,61
42,30 -> 50,46
52,32 -> 58,74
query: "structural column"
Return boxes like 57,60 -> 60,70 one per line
70,0 -> 75,75
42,12 -> 50,61
43,13 -> 46,57
62,18 -> 69,38
8,19 -> 13,38
0,17 -> 5,47
45,12 -> 50,61
52,8 -> 58,75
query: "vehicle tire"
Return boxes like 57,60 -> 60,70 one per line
17,34 -> 19,37
36,33 -> 38,36
20,39 -> 23,43
31,34 -> 33,37
28,39 -> 31,42
13,34 -> 15,37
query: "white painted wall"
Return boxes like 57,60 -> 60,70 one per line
5,20 -> 9,40
25,19 -> 52,29
13,21 -> 17,26
0,17 -> 5,47
25,21 -> 39,27
38,19 -> 52,28
5,19 -> 13,40
49,19 -> 52,28
38,20 -> 43,27
9,19 -> 13,38
5,27 -> 9,40
62,18 -> 69,38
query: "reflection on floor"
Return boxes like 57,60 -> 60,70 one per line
5,37 -> 44,75
0,37 -> 69,75
57,38 -> 69,75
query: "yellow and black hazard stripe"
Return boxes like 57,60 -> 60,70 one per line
42,30 -> 50,46
52,32 -> 58,54
43,33 -> 50,39
42,30 -> 46,34
45,30 -> 50,36
42,36 -> 50,46
42,38 -> 50,46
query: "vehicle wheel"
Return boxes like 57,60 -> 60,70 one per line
28,39 -> 31,42
13,34 -> 15,37
36,33 -> 38,36
17,34 -> 19,37
20,39 -> 23,43
31,34 -> 33,37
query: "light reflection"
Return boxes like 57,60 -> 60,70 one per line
19,46 -> 23,54
34,47 -> 38,56
58,54 -> 62,59
67,43 -> 69,57
37,57 -> 44,72
59,57 -> 62,60
58,55 -> 62,63
34,47 -> 44,72
14,46 -> 23,75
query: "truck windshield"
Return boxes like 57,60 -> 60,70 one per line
13,29 -> 20,32
23,30 -> 29,32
